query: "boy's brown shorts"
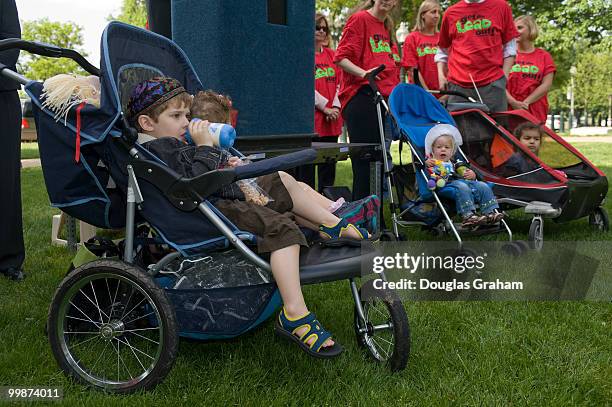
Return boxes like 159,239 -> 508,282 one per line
214,172 -> 308,253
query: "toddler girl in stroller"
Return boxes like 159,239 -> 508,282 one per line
424,124 -> 504,227
128,76 -> 372,358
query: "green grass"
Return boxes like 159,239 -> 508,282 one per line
21,142 -> 39,160
0,143 -> 610,405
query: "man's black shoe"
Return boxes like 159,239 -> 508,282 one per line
1,268 -> 25,281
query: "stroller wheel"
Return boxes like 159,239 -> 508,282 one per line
589,207 -> 609,232
528,218 -> 544,251
354,280 -> 410,372
47,260 -> 178,394
502,241 -> 528,257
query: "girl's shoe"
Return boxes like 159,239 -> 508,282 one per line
319,218 -> 369,240
461,214 -> 486,227
274,308 -> 343,359
486,212 -> 505,224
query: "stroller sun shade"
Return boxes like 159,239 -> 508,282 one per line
101,21 -> 204,114
389,84 -> 457,155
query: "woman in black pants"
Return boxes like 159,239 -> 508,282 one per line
0,0 -> 25,281
335,0 -> 400,200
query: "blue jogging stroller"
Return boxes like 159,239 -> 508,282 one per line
0,22 -> 409,393
387,84 -> 512,243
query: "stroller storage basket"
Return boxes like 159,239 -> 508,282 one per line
158,251 -> 281,339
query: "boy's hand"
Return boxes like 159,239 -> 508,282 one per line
189,119 -> 211,146
227,156 -> 242,167
425,158 -> 436,167
463,168 -> 476,180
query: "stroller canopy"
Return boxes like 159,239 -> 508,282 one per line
389,84 -> 456,155
101,21 -> 204,119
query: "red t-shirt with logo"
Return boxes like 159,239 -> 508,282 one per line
438,0 -> 518,87
315,47 -> 343,137
335,10 -> 401,110
401,31 -> 440,94
507,48 -> 556,123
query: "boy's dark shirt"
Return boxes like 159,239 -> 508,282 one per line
141,137 -> 245,201
502,152 -> 539,176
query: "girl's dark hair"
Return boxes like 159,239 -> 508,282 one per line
514,122 -> 543,138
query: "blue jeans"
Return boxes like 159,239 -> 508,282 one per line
437,180 -> 498,216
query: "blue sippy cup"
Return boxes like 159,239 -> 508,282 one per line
185,118 -> 236,149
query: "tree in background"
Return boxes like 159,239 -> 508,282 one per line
18,19 -> 87,81
574,51 -> 612,126
109,0 -> 147,27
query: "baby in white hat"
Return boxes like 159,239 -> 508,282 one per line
425,124 -> 504,227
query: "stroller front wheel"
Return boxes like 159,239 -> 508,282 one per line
589,207 -> 609,232
353,279 -> 410,372
528,217 -> 544,251
47,260 -> 178,393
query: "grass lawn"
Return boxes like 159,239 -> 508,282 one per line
21,142 -> 39,160
0,143 -> 610,405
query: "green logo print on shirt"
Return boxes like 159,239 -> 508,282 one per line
315,67 -> 336,80
417,46 -> 438,57
511,64 -> 540,74
370,37 -> 392,53
456,18 -> 491,34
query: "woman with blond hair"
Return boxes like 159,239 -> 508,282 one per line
506,15 -> 556,124
401,0 -> 442,94
334,0 -> 401,200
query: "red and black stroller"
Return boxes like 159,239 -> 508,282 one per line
451,107 -> 608,248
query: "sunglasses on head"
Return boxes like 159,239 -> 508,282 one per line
315,25 -> 329,33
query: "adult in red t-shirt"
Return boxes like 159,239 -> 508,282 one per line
335,0 -> 401,200
435,0 -> 519,112
506,15 -> 555,124
313,13 -> 343,191
401,0 -> 441,95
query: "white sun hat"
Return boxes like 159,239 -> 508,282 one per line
424,124 -> 463,157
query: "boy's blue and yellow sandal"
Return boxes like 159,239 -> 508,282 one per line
319,218 -> 369,241
274,308 -> 343,359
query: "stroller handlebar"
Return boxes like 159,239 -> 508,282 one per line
365,64 -> 386,94
0,38 -> 100,76
428,89 -> 478,103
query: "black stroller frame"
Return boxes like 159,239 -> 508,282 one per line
365,65 -> 512,245
0,26 -> 410,394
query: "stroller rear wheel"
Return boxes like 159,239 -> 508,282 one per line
353,280 -> 410,372
47,260 -> 178,393
589,207 -> 609,232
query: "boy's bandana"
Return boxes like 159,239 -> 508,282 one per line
126,76 -> 186,122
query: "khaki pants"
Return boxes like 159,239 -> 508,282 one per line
448,75 -> 508,113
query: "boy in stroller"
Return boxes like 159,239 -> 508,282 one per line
502,122 -> 566,179
502,122 -> 542,175
127,76 -> 371,358
424,124 -> 505,227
